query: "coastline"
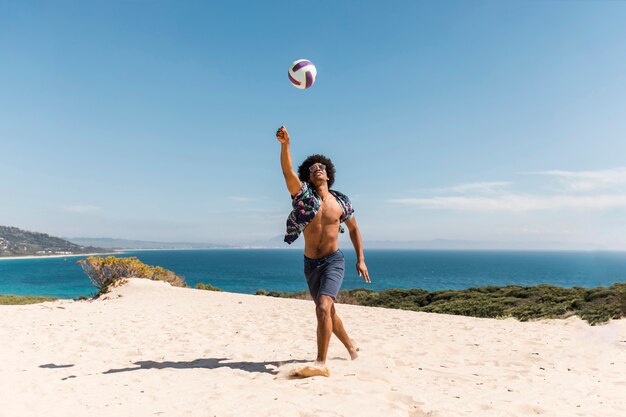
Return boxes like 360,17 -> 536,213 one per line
0,252 -> 123,262
3,249 -> 626,300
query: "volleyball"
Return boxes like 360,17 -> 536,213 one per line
288,59 -> 317,90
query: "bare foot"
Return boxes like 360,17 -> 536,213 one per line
348,339 -> 359,360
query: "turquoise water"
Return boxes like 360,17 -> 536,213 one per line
1,249 -> 626,299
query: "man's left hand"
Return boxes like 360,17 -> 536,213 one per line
356,261 -> 371,283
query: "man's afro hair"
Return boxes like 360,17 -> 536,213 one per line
297,154 -> 336,188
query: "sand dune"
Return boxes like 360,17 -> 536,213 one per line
2,278 -> 625,416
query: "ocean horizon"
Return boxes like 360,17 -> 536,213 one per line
1,249 -> 626,299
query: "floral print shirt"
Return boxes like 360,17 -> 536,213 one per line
284,181 -> 354,244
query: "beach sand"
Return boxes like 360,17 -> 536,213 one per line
2,278 -> 624,417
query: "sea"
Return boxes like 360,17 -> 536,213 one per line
1,249 -> 626,299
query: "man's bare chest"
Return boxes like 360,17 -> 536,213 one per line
311,197 -> 342,225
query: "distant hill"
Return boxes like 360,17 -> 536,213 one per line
252,235 -> 607,251
361,239 -> 607,251
65,235 -> 609,251
66,237 -> 233,250
0,226 -> 107,257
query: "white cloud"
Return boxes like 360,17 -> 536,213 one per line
530,167 -> 626,192
436,181 -> 512,194
389,194 -> 626,212
62,204 -> 102,214
230,196 -> 254,202
392,167 -> 626,212
519,227 -> 573,235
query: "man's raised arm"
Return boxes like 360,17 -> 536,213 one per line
276,125 -> 302,196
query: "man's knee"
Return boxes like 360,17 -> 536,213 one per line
316,296 -> 334,319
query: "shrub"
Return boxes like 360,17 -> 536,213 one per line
584,289 -> 614,302
335,291 -> 361,305
77,256 -> 186,296
335,288 -> 377,306
196,283 -> 222,291
0,295 -> 57,305
253,282 -> 626,325
424,298 -> 507,318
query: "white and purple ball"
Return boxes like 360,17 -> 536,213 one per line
288,59 -> 317,90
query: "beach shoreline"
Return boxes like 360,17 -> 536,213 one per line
0,252 -> 122,261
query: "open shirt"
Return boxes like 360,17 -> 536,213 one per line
284,181 -> 354,244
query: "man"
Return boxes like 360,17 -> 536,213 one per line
276,125 -> 371,373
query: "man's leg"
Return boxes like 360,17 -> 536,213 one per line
315,295 -> 334,364
330,304 -> 359,360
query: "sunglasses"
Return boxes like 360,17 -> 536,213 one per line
309,164 -> 326,173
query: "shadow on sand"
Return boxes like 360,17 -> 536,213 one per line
40,363 -> 75,369
103,358 -> 309,375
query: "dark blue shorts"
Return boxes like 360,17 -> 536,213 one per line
304,250 -> 345,302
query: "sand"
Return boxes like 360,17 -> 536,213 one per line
2,278 -> 624,417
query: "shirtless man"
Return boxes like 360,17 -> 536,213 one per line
276,125 -> 371,372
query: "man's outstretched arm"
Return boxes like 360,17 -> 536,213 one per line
276,125 -> 302,196
345,216 -> 371,283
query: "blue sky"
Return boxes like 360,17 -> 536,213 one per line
1,1 -> 626,248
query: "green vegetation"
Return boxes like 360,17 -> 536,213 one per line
0,294 -> 57,305
0,225 -> 105,257
77,256 -> 187,296
196,283 -> 222,291
256,283 -> 626,325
